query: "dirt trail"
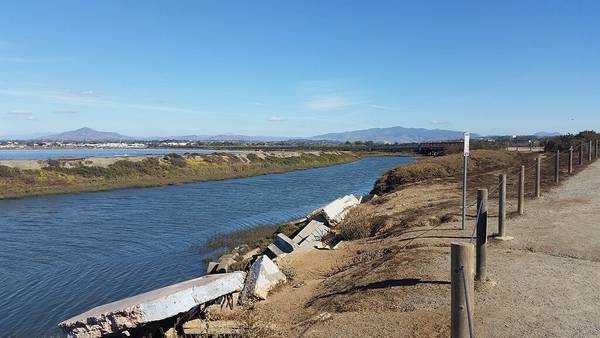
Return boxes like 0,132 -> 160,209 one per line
252,159 -> 600,337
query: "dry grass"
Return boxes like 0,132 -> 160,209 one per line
333,205 -> 387,241
372,149 -> 520,194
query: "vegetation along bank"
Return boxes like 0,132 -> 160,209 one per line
0,151 -> 358,199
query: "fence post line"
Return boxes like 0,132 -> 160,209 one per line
518,165 -> 525,214
589,140 -> 593,162
554,150 -> 560,183
535,156 -> 541,198
451,242 -> 475,338
498,174 -> 506,237
475,189 -> 488,282
578,142 -> 583,166
568,147 -> 573,174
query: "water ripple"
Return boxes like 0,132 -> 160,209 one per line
0,156 -> 413,337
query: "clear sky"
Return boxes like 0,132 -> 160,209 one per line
1,0 -> 599,137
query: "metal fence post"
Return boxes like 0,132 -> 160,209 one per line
518,165 -> 525,214
555,150 -> 560,183
451,243 -> 475,338
475,189 -> 488,282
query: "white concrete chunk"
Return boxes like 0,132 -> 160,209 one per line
293,220 -> 330,247
59,272 -> 246,337
273,233 -> 299,253
321,195 -> 360,225
266,242 -> 286,259
240,255 -> 286,300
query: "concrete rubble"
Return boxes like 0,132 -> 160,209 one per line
266,233 -> 299,259
321,194 -> 360,225
59,272 -> 246,337
293,219 -> 330,247
216,253 -> 239,273
240,255 -> 287,300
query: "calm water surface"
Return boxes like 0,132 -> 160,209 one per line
0,148 -> 233,160
0,156 -> 413,337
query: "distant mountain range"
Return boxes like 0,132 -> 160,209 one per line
533,131 -> 561,137
311,126 -> 473,143
0,126 -> 561,143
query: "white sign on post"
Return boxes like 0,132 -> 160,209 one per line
464,132 -> 470,157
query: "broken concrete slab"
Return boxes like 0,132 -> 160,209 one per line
361,193 -> 378,203
59,272 -> 246,337
273,233 -> 299,253
240,255 -> 286,300
265,242 -> 286,259
206,261 -> 219,274
293,220 -> 330,247
265,233 -> 299,260
321,195 -> 360,225
216,253 -> 238,273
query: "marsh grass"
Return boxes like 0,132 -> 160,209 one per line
0,152 -> 357,199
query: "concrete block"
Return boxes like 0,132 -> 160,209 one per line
293,220 -> 330,247
273,233 -> 299,253
240,255 -> 286,300
216,253 -> 238,273
265,243 -> 285,259
59,272 -> 246,337
321,195 -> 360,225
206,261 -> 219,274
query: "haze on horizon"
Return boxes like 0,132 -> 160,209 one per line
1,1 -> 599,138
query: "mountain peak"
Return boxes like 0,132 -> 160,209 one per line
41,127 -> 132,142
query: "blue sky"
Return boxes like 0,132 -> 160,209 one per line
1,0 -> 599,137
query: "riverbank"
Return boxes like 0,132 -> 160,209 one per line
0,151 -> 362,199
216,148 -> 589,337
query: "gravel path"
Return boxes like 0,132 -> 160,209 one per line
251,158 -> 600,337
475,160 -> 600,337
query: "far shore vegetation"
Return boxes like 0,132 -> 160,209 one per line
0,151 -> 360,199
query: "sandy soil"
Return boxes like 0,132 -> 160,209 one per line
248,158 -> 600,337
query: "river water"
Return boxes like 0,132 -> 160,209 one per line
0,156 -> 413,337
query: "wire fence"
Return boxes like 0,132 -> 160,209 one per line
451,139 -> 598,337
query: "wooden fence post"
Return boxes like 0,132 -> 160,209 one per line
555,150 -> 560,183
451,243 -> 475,338
569,147 -> 573,174
475,189 -> 488,282
535,156 -> 541,198
518,165 -> 525,214
596,139 -> 599,160
579,142 -> 583,166
498,174 -> 506,236
589,140 -> 593,162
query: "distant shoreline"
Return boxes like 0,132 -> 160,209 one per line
0,151 -> 367,200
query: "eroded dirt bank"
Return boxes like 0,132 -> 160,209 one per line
236,150 -> 600,337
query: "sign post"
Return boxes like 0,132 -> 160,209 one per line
462,132 -> 470,230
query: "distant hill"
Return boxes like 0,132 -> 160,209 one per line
312,126 -> 472,143
30,126 -> 476,143
41,127 -> 132,142
0,132 -> 53,140
534,131 -> 561,137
